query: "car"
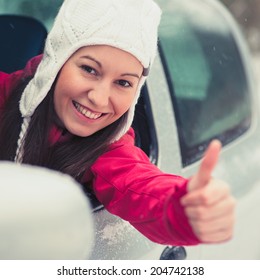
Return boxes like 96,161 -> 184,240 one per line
1,0 -> 260,260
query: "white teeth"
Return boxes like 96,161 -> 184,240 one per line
73,102 -> 102,119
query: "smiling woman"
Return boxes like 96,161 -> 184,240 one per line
0,0 -> 236,259
53,45 -> 143,137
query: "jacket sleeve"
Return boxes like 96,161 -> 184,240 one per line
0,55 -> 42,110
91,129 -> 200,246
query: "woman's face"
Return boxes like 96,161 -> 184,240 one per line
53,45 -> 143,137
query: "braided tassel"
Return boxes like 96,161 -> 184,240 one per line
14,117 -> 31,163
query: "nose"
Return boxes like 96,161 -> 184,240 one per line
87,81 -> 111,108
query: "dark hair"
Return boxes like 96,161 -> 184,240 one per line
0,77 -> 128,182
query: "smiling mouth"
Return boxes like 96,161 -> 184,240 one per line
72,101 -> 103,120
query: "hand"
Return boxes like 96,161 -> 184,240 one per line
181,140 -> 236,243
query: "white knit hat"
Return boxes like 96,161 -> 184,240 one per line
16,0 -> 161,162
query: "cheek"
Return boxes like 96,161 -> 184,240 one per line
53,79 -> 71,117
114,94 -> 135,115
54,76 -> 78,107
54,66 -> 79,98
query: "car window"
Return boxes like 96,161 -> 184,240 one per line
158,1 -> 252,166
0,0 -> 63,29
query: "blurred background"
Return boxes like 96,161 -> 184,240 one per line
220,0 -> 260,54
0,0 -> 259,72
0,0 -> 259,53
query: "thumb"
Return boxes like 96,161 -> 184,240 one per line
188,139 -> 222,191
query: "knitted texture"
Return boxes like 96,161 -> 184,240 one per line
16,0 -> 161,161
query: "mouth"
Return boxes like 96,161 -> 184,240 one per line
72,101 -> 103,120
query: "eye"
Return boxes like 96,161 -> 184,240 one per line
80,65 -> 97,76
116,80 -> 132,88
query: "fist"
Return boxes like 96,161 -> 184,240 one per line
181,140 -> 236,243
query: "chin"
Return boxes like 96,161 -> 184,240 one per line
67,127 -> 98,138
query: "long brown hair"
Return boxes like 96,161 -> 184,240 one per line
0,76 -> 127,182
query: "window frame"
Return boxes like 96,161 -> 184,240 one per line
158,31 -> 252,167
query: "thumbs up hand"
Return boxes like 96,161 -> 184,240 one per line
181,140 -> 236,243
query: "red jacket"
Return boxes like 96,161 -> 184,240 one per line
0,57 -> 200,246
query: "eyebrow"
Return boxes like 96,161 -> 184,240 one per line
81,55 -> 102,68
80,55 -> 141,79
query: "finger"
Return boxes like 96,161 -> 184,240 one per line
184,196 -> 236,221
189,213 -> 235,234
189,140 -> 222,191
190,214 -> 235,243
182,179 -> 230,206
194,227 -> 234,244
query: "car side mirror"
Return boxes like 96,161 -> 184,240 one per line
0,162 -> 94,259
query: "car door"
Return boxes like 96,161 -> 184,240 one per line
149,0 -> 260,259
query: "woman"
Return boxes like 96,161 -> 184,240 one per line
0,0 -> 235,246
